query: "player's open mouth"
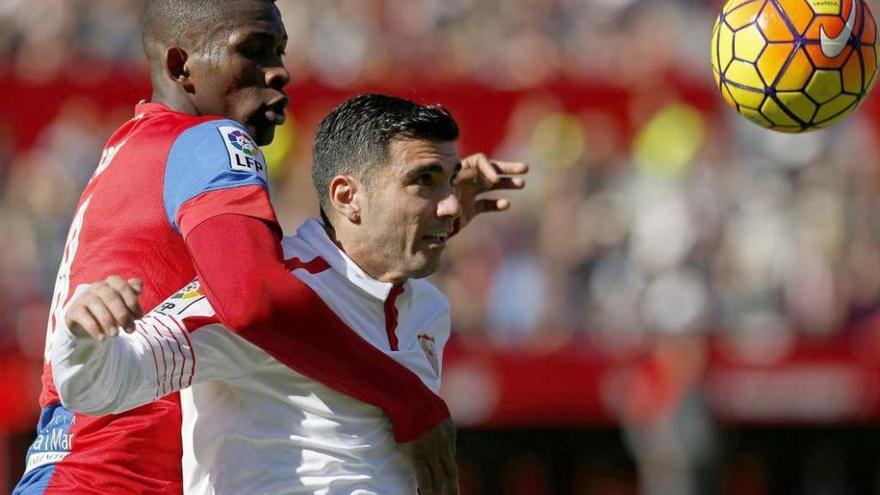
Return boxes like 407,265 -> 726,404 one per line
264,108 -> 285,125
423,231 -> 450,248
262,97 -> 289,126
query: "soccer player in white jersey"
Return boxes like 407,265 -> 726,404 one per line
50,94 -> 527,495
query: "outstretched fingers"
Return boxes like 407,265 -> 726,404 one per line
489,177 -> 526,191
490,160 -> 529,177
474,198 -> 511,214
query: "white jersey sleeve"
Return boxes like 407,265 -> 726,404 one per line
50,281 -> 238,416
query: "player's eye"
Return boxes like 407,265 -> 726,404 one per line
414,174 -> 434,186
240,45 -> 264,59
240,43 -> 281,63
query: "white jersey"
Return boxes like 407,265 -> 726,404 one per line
50,218 -> 451,495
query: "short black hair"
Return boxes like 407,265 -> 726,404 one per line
312,93 -> 460,215
141,0 -> 277,61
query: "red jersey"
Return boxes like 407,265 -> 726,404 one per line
14,102 -> 450,495
17,102 -> 277,494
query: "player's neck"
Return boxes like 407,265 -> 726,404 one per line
150,85 -> 199,116
323,223 -> 406,286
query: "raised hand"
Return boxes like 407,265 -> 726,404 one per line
453,153 -> 528,231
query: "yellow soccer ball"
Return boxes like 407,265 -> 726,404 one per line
711,0 -> 879,132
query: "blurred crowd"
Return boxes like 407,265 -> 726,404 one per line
5,0 -> 880,493
4,0 -> 880,358
0,0 -> 713,87
438,98 -> 880,349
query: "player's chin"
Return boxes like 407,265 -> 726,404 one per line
405,253 -> 441,279
250,123 -> 276,146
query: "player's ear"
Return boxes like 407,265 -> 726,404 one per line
328,175 -> 362,225
166,47 -> 194,93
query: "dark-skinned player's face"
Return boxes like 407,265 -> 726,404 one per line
186,0 -> 289,145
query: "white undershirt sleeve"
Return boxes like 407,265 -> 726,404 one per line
50,284 -> 213,415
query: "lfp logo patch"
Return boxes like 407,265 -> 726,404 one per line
156,280 -> 209,316
229,130 -> 257,156
172,281 -> 203,300
218,125 -> 267,180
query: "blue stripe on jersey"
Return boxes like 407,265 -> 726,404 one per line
163,120 -> 269,233
12,404 -> 74,494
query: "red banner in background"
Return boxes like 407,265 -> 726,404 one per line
3,333 -> 880,431
0,69 -> 722,157
441,332 -> 880,428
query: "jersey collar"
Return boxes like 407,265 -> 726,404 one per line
295,218 -> 400,301
133,101 -> 172,119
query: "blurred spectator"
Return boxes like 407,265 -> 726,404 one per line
4,0 -> 880,355
6,1 -> 880,492
615,334 -> 718,495
0,0 -> 715,86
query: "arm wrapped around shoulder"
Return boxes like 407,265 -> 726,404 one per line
50,283 -> 174,415
186,213 -> 451,442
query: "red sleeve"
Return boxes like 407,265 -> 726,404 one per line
184,213 -> 450,442
177,184 -> 279,238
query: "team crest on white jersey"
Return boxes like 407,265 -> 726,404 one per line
417,334 -> 439,375
218,125 -> 267,180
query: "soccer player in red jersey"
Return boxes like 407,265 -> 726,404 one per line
13,1 -> 527,494
53,94 -> 508,495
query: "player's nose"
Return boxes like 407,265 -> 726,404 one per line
266,64 -> 290,91
437,189 -> 461,220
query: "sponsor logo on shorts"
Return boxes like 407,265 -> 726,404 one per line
23,407 -> 75,474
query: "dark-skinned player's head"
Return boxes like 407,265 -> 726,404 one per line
312,94 -> 462,283
141,0 -> 289,145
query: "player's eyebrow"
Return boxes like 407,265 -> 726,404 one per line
403,163 -> 445,181
236,30 -> 288,48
